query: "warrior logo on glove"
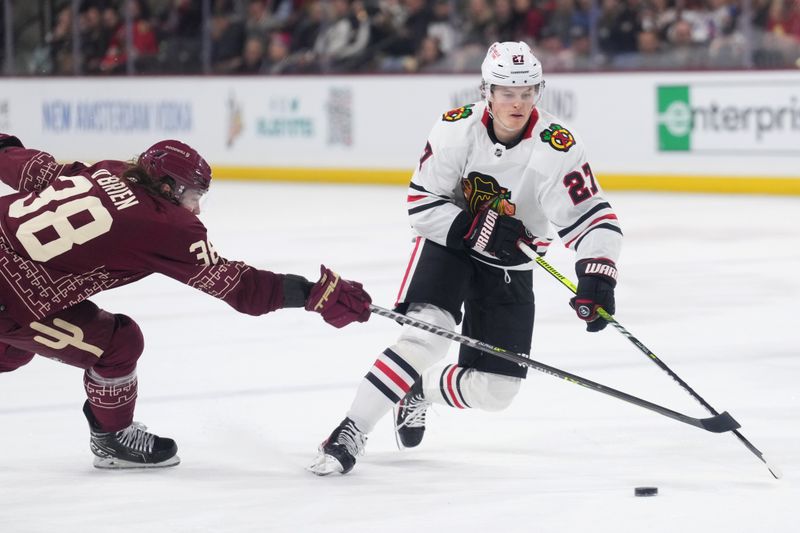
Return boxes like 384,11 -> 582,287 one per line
571,258 -> 617,332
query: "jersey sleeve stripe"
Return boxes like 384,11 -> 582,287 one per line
563,213 -> 620,247
407,194 -> 427,202
409,199 -> 449,215
408,181 -> 450,200
557,202 -> 612,238
573,223 -> 623,250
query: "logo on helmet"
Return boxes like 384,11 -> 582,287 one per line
164,145 -> 190,158
540,123 -> 576,152
512,55 -> 524,65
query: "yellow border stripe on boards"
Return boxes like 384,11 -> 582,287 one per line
212,166 -> 800,195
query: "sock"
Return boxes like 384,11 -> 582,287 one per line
83,368 -> 138,432
346,348 -> 420,433
421,364 -> 472,409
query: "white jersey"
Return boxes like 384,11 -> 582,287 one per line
407,101 -> 622,269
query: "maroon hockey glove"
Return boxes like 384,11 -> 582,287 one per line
570,258 -> 617,332
305,265 -> 372,328
463,205 -> 534,265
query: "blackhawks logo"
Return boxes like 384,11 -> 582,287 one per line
540,123 -> 575,152
442,104 -> 474,122
461,172 -> 516,216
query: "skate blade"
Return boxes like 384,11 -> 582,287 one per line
93,454 -> 181,470
306,453 -> 344,476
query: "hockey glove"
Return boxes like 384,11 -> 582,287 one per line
463,205 -> 534,265
305,265 -> 372,328
570,258 -> 617,332
0,134 -> 24,152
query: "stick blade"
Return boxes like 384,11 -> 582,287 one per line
700,411 -> 741,433
767,462 -> 783,480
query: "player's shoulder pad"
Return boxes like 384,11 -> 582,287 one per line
440,102 -> 481,124
429,101 -> 484,147
0,134 -> 24,152
534,108 -> 583,156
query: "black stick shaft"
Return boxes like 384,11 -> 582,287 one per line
369,304 -> 737,434
520,244 -> 782,479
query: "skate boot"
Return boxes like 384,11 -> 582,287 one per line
83,401 -> 180,469
394,379 -> 431,449
308,417 -> 366,476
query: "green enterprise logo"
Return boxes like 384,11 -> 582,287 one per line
657,85 -> 692,151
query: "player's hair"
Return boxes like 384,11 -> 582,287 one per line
122,164 -> 178,204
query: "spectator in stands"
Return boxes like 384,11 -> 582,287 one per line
262,32 -> 293,73
11,0 -> 800,74
210,1 -> 246,73
157,0 -> 203,72
288,0 -> 323,54
462,0 -> 495,45
708,9 -> 748,67
566,23 -> 598,70
545,0 -> 580,46
428,0 -> 458,54
47,5 -> 74,74
375,0 -> 439,71
414,35 -> 446,71
100,0 -> 159,73
767,0 -> 800,39
80,2 -> 111,74
312,0 -> 371,72
537,26 -> 574,71
596,0 -> 641,62
662,17 -> 708,67
245,0 -> 278,41
237,36 -> 266,73
491,0 -> 516,42
511,0 -> 545,42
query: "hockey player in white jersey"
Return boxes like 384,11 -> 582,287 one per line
309,41 -> 623,475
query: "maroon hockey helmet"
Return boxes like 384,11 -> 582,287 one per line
138,140 -> 212,201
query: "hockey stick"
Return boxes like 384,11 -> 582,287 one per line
369,304 -> 738,434
518,243 -> 782,479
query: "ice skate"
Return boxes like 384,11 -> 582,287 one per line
308,417 -> 366,476
394,379 -> 431,449
83,401 -> 180,469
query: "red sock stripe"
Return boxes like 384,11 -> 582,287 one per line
374,360 -> 412,394
446,365 -> 465,409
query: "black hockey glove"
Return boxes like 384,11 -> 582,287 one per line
463,205 -> 534,265
570,258 -> 617,332
0,134 -> 24,152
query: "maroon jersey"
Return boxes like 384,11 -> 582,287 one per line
0,144 -> 285,324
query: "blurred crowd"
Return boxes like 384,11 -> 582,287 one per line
13,0 -> 800,75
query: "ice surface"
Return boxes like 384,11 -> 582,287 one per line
0,183 -> 797,532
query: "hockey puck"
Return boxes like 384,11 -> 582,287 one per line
634,487 -> 658,497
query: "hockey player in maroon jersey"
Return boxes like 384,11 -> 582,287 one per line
0,135 -> 371,469
309,41 -> 622,475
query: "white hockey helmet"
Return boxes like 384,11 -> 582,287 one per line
481,41 -> 544,104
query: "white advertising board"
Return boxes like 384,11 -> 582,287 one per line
1,71 -> 799,191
